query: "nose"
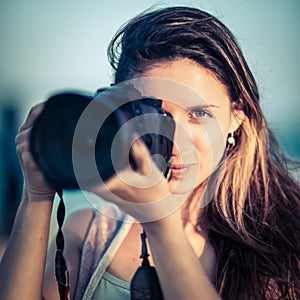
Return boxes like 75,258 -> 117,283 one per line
168,123 -> 199,167
162,102 -> 189,155
171,121 -> 191,157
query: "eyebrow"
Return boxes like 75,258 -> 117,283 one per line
187,104 -> 221,109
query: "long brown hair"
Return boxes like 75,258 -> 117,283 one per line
107,6 -> 300,299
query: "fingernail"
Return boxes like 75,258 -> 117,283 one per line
132,134 -> 142,145
135,137 -> 142,145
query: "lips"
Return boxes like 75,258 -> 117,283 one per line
169,163 -> 196,178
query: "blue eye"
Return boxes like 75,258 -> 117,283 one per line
189,108 -> 213,120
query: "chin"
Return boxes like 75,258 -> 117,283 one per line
168,169 -> 212,197
168,176 -> 200,195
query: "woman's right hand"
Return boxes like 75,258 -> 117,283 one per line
15,103 -> 55,202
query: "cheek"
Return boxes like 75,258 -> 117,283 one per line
193,122 -> 227,174
168,120 -> 228,194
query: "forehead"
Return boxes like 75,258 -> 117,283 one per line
138,58 -> 231,109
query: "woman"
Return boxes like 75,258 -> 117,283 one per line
0,6 -> 299,300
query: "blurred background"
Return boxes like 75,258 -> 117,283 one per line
0,0 -> 299,256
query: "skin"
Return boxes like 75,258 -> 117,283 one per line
0,58 -> 243,300
146,59 -> 234,195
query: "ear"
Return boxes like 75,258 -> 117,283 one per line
229,109 -> 245,133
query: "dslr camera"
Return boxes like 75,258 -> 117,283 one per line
30,85 -> 175,191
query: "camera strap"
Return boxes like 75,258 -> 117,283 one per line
54,191 -> 163,300
55,189 -> 70,300
130,230 -> 164,300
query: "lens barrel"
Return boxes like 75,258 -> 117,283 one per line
30,90 -> 175,191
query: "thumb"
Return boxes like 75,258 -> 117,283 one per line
130,137 -> 154,176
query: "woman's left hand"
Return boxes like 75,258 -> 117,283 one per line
88,138 -> 185,222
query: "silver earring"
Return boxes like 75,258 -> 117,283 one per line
227,132 -> 235,147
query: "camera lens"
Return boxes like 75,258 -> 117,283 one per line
30,90 -> 175,191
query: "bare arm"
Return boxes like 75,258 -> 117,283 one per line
144,212 -> 220,300
0,104 -> 56,300
0,191 -> 54,300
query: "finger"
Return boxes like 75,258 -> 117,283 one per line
131,137 -> 152,175
20,150 -> 39,171
15,128 -> 38,169
19,102 -> 45,132
15,128 -> 34,160
15,127 -> 31,145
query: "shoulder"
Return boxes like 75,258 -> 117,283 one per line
43,207 -> 95,299
64,208 -> 95,250
58,207 -> 96,262
64,200 -> 127,250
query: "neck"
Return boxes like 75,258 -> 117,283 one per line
180,183 -> 207,229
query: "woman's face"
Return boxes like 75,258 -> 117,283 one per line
141,58 -> 239,194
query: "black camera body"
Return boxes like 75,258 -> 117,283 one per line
30,87 -> 175,191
